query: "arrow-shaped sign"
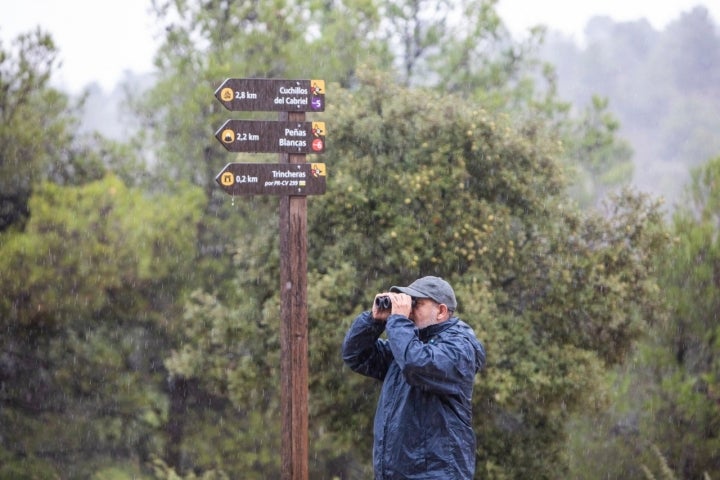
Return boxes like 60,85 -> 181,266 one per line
215,120 -> 326,154
215,162 -> 327,196
215,78 -> 325,112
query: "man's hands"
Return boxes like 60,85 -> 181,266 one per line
372,292 -> 413,321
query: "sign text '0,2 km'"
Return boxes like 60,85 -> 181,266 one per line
215,78 -> 325,112
215,162 -> 327,196
215,120 -> 326,154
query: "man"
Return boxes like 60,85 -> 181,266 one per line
342,276 -> 486,479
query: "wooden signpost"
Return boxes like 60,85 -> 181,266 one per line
214,78 -> 326,480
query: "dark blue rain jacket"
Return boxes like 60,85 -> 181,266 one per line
342,311 -> 486,480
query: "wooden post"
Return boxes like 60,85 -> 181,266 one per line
214,78 -> 325,480
279,110 -> 309,480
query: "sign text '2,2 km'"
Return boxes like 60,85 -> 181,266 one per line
215,120 -> 326,154
215,78 -> 326,112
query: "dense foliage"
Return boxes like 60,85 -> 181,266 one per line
565,158 -> 720,480
0,176 -> 204,478
152,71 -> 667,478
647,157 -> 720,478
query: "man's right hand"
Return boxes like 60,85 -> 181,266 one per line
372,292 -> 412,321
372,293 -> 391,322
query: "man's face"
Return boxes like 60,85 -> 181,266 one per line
409,297 -> 440,329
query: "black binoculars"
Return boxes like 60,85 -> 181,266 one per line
375,296 -> 417,310
375,296 -> 392,310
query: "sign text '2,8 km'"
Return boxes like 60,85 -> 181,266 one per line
215,78 -> 325,112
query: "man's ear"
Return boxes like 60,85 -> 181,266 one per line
438,303 -> 450,321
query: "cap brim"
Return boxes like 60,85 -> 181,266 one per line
389,285 -> 427,298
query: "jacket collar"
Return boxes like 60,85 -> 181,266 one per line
418,317 -> 457,341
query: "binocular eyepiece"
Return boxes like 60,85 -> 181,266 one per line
375,296 -> 392,310
374,296 -> 418,310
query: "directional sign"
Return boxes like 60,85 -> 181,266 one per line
215,78 -> 325,112
215,162 -> 327,196
215,120 -> 326,154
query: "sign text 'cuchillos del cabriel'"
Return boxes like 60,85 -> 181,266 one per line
215,120 -> 326,154
215,78 -> 325,112
215,162 -> 327,196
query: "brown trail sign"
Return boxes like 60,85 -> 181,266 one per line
215,78 -> 326,112
215,162 -> 327,196
213,78 -> 327,480
215,120 -> 326,154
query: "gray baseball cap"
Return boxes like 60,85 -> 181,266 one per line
390,276 -> 457,311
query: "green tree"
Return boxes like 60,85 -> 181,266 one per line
0,175 -> 204,479
642,156 -> 720,479
563,95 -> 635,206
0,28 -> 136,233
379,0 -> 454,84
0,29 -> 80,230
426,0 -> 552,112
565,156 -> 720,480
166,72 -> 668,478
373,0 -> 559,118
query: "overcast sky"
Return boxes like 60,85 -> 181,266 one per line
0,0 -> 717,93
